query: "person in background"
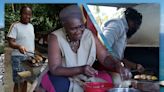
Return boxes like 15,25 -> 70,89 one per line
47,5 -> 131,92
7,6 -> 35,92
102,8 -> 144,73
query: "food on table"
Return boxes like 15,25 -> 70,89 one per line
146,75 -> 152,80
140,74 -> 146,80
26,54 -> 44,66
134,75 -> 140,80
35,55 -> 43,62
134,74 -> 158,81
151,76 -> 158,81
18,71 -> 32,78
32,59 -> 36,63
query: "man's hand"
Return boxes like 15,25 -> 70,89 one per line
8,37 -> 27,54
18,45 -> 27,54
119,67 -> 132,80
82,65 -> 98,77
122,59 -> 145,73
116,62 -> 132,80
136,64 -> 145,73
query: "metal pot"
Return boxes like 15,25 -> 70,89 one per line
108,88 -> 140,92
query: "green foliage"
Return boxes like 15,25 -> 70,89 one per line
0,45 -> 4,54
5,4 -> 19,32
5,4 -> 69,33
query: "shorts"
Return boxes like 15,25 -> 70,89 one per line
11,56 -> 28,83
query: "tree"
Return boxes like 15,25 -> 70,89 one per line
5,4 -> 71,52
5,4 -> 70,34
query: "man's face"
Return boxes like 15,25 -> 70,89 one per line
21,7 -> 32,24
63,18 -> 85,41
127,20 -> 141,39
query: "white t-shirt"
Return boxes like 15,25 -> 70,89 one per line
102,16 -> 128,60
7,22 -> 35,56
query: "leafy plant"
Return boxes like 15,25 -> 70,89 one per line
5,4 -> 69,34
5,4 -> 71,53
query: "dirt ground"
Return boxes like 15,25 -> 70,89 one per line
4,47 -> 14,92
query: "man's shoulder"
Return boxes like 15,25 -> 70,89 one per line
28,23 -> 34,27
104,19 -> 121,27
12,22 -> 33,27
10,21 -> 20,28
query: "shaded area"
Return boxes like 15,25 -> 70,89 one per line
124,47 -> 159,77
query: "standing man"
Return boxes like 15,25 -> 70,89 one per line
102,8 -> 144,72
7,6 -> 34,92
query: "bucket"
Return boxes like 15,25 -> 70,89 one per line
84,82 -> 113,92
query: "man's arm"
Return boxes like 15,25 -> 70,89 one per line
7,24 -> 27,54
94,34 -> 133,80
122,59 -> 144,72
93,33 -> 122,72
7,37 -> 27,54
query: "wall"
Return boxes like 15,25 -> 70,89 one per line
127,4 -> 160,47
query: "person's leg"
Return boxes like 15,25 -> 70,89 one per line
48,72 -> 70,92
12,56 -> 20,92
11,56 -> 28,92
21,81 -> 27,92
14,83 -> 19,92
13,81 -> 28,92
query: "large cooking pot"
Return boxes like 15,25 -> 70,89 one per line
108,88 -> 140,92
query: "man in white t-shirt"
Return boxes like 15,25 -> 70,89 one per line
102,8 -> 144,73
7,6 -> 34,92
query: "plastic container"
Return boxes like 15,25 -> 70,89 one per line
84,82 -> 113,92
